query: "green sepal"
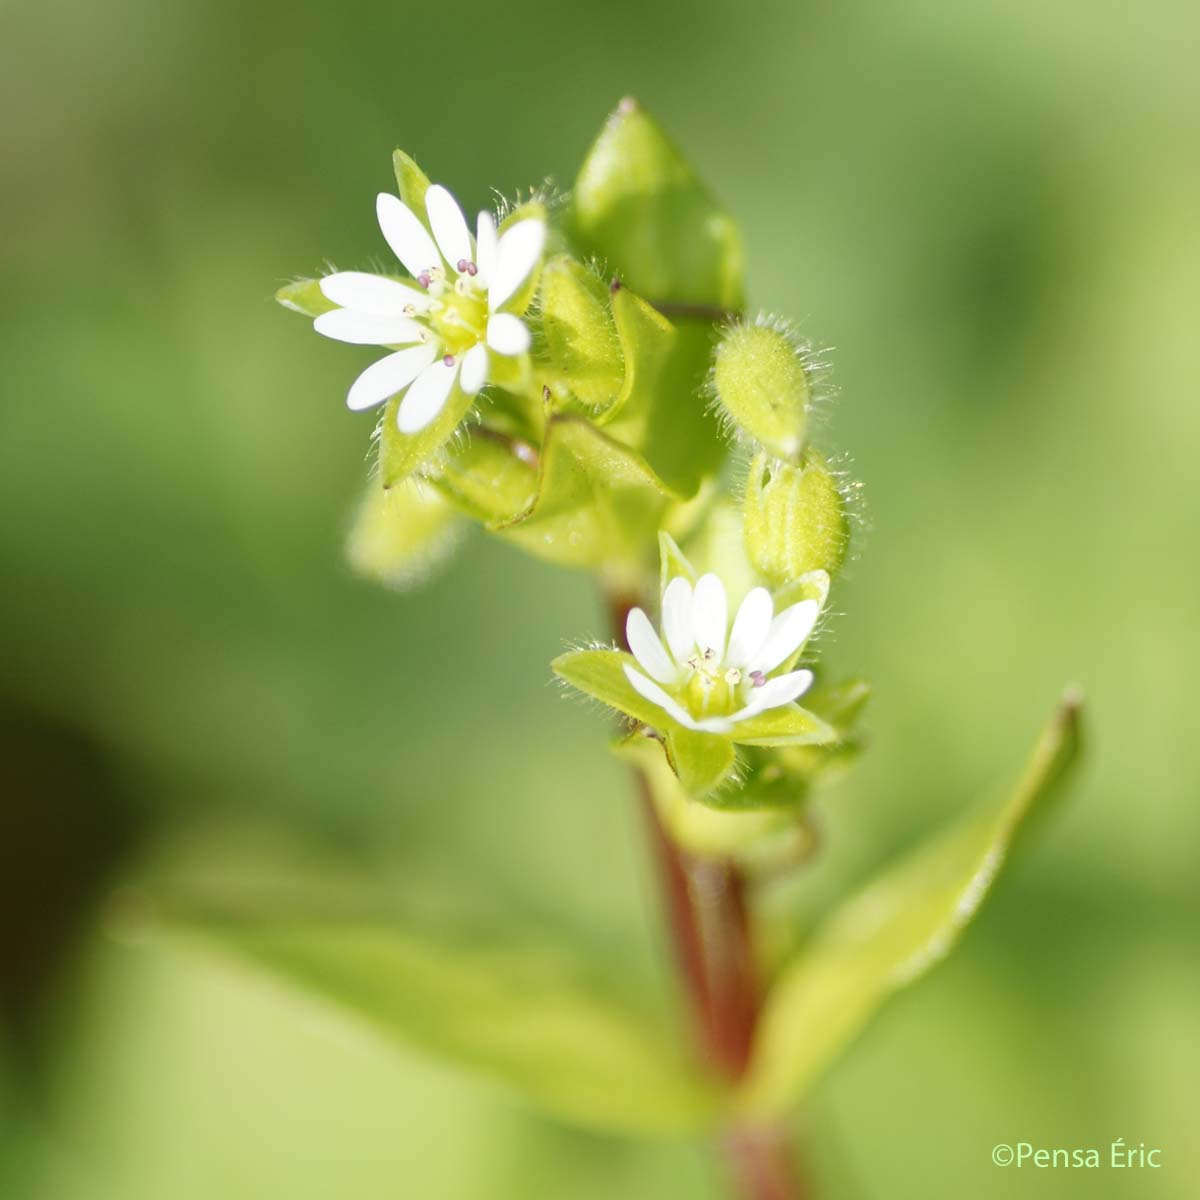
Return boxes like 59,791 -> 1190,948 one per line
378,383 -> 477,488
728,704 -> 836,749
275,278 -> 337,318
571,99 -> 743,310
664,726 -> 737,799
551,647 -> 667,730
392,149 -> 433,228
496,415 -> 676,571
602,284 -> 676,424
735,692 -> 1084,1118
344,474 -> 461,588
427,431 -> 538,524
658,531 -> 698,592
541,256 -> 624,410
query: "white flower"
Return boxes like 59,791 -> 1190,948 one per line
313,184 -> 546,434
623,574 -> 820,734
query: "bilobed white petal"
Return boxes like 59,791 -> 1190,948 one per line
376,193 -> 441,277
459,343 -> 489,396
747,600 -> 819,675
425,184 -> 473,271
626,608 -> 678,684
486,313 -> 530,356
691,574 -> 728,661
475,211 -> 498,284
319,272 -> 430,315
345,343 -> 438,412
661,577 -> 695,663
313,309 -> 426,346
396,357 -> 459,433
488,219 -> 546,310
734,670 -> 814,721
725,587 -> 773,667
623,665 -> 696,729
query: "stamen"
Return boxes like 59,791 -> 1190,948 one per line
442,354 -> 456,367
724,668 -> 742,686
465,261 -> 478,276
702,647 -> 716,661
456,258 -> 469,272
749,671 -> 766,688
416,272 -> 432,289
403,303 -> 417,316
610,277 -> 622,293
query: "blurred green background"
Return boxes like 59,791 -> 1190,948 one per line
2,0 -> 1198,1196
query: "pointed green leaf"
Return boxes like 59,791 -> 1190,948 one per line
571,99 -> 743,310
665,726 -> 737,799
552,648 -> 667,730
275,278 -> 336,318
378,383 -> 476,488
345,474 -> 461,589
729,704 -> 837,748
736,692 -> 1084,1118
496,415 -> 675,570
392,149 -> 433,227
428,431 -> 538,524
541,256 -> 625,410
162,889 -> 721,1136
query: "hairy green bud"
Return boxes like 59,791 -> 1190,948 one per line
712,322 -> 810,461
744,450 -> 849,583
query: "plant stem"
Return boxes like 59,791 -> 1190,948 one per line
607,590 -> 807,1200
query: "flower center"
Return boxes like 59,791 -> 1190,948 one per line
681,648 -> 743,717
426,275 -> 488,357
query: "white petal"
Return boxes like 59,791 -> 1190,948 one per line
486,313 -> 531,356
488,219 -> 546,311
313,309 -> 426,346
345,344 -> 437,412
735,670 -> 814,720
725,587 -> 773,668
626,608 -> 678,684
623,665 -> 697,729
746,600 -> 820,675
425,184 -> 473,271
396,358 -> 459,434
376,193 -> 441,277
319,272 -> 430,315
475,211 -> 498,284
661,577 -> 695,663
460,343 -> 489,396
691,574 -> 728,661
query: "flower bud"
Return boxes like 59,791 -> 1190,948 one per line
743,450 -> 849,583
345,476 -> 460,589
712,321 -> 811,461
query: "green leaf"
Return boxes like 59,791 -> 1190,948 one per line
729,704 -> 836,749
428,431 -> 538,524
496,415 -> 675,570
344,474 -> 461,589
275,278 -> 336,318
541,256 -> 625,411
551,648 -> 667,730
392,149 -> 433,227
735,692 -> 1084,1118
163,891 -> 720,1136
378,383 -> 477,489
665,726 -> 737,798
571,98 -> 743,310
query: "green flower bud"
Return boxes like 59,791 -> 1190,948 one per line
743,450 -> 850,583
345,476 -> 461,589
712,321 -> 812,461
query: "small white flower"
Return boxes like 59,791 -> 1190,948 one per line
623,574 -> 819,734
314,184 -> 546,434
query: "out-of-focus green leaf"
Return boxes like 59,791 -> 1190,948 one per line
736,692 -> 1084,1118
428,431 -> 539,524
162,895 -> 721,1137
345,474 -> 462,589
571,99 -> 743,310
275,278 -> 336,318
496,415 -> 674,571
378,385 -> 477,488
552,648 -> 665,730
392,149 -> 432,227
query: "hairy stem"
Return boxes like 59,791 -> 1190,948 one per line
607,590 -> 806,1200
